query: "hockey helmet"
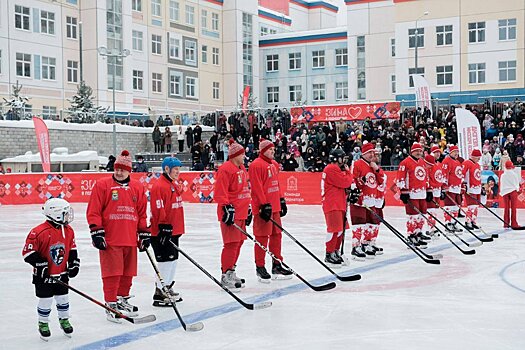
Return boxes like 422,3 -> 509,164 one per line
42,198 -> 74,225
161,157 -> 182,172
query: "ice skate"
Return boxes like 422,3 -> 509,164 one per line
256,266 -> 271,284
221,270 -> 242,290
38,321 -> 50,341
271,262 -> 293,280
106,302 -> 123,323
361,244 -> 376,259
351,246 -> 366,261
153,287 -> 174,307
117,296 -> 139,317
325,252 -> 342,268
59,318 -> 73,337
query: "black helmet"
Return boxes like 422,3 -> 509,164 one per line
329,148 -> 346,163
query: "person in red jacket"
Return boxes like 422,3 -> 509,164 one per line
86,150 -> 150,323
215,139 -> 251,289
396,142 -> 430,248
22,198 -> 79,340
150,157 -> 184,306
462,149 -> 482,230
321,148 -> 353,266
249,138 -> 292,283
441,145 -> 464,232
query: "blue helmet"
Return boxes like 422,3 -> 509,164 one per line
161,157 -> 182,172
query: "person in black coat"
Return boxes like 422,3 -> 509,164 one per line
281,153 -> 298,171
186,126 -> 194,149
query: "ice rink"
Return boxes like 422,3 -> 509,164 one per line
2,203 -> 525,350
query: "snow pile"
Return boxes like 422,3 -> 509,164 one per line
1,149 -> 108,166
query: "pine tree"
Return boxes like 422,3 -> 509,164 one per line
66,81 -> 107,123
2,80 -> 30,119
237,91 -> 259,112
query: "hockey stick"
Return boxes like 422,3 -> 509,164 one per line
450,193 -> 499,239
269,218 -> 361,282
145,248 -> 204,332
464,192 -> 525,231
233,223 -> 336,291
363,206 -> 441,264
170,241 -> 272,310
407,201 -> 475,255
442,194 -> 493,242
53,278 -> 156,324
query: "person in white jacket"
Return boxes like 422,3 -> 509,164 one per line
500,160 -> 521,229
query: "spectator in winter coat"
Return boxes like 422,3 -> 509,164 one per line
106,155 -> 116,171
152,126 -> 162,153
493,148 -> 502,169
164,127 -> 173,153
499,150 -> 511,170
481,149 -> 493,170
177,126 -> 184,152
185,127 -> 194,149
133,156 -> 149,173
193,123 -> 203,143
281,153 -> 299,172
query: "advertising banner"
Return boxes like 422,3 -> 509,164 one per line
412,74 -> 432,119
290,102 -> 401,124
32,117 -> 51,173
455,108 -> 482,161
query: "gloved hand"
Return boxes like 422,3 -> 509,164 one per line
348,187 -> 361,204
279,198 -> 287,217
33,260 -> 49,284
440,191 -> 446,200
400,193 -> 410,204
138,231 -> 151,252
90,228 -> 107,250
67,257 -> 80,278
426,191 -> 433,203
158,224 -> 173,245
246,206 -> 253,226
259,203 -> 272,222
222,204 -> 235,226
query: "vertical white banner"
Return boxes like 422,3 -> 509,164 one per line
455,108 -> 482,161
413,74 -> 432,120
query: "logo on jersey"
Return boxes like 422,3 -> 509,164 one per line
111,190 -> 119,201
50,243 -> 66,266
365,173 -> 377,188
455,166 -> 464,179
474,168 -> 481,181
415,166 -> 426,181
434,169 -> 444,183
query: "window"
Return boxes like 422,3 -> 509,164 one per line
212,13 -> 219,31
266,54 -> 279,72
213,82 -> 220,100
436,25 -> 452,46
67,60 -> 78,83
499,61 -> 516,82
66,16 -> 77,39
357,36 -> 366,100
132,30 -> 143,51
169,1 -> 179,21
267,86 -> 279,104
335,48 -> 348,67
186,77 -> 196,97
185,40 -> 196,64
312,50 -> 325,68
242,13 -> 253,88
152,34 -> 162,55
151,0 -> 161,17
201,10 -> 207,29
42,106 -> 57,119
468,22 -> 485,43
169,72 -> 182,96
132,0 -> 142,11
212,47 -> 219,65
41,56 -> 56,80
390,38 -> 395,57
468,63 -> 485,84
40,10 -> 55,35
152,73 -> 162,93
133,70 -> 143,91
169,36 -> 181,59
312,83 -> 326,101
408,67 -> 425,87
436,65 -> 453,86
390,74 -> 396,94
260,26 -> 268,36
289,52 -> 301,70
269,29 -> 277,34
336,82 -> 348,101
499,19 -> 516,41
15,5 -> 30,30
202,45 -> 208,63
289,85 -> 302,102
408,28 -> 424,48
186,5 -> 195,25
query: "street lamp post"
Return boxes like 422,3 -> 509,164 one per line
97,46 -> 130,156
414,11 -> 429,76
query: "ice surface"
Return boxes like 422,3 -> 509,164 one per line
1,204 -> 524,350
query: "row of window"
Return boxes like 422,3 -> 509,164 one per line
15,5 -> 78,39
13,51 -> 81,83
260,26 -> 277,37
265,49 -> 348,72
266,82 -> 349,104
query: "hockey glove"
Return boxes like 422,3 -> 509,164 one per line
33,260 -> 49,284
68,257 -> 80,279
90,228 -> 107,250
400,193 -> 410,204
279,198 -> 288,217
138,231 -> 151,252
348,187 -> 361,204
440,191 -> 446,200
158,224 -> 173,246
426,191 -> 434,203
222,204 -> 235,226
246,206 -> 253,226
259,203 -> 273,222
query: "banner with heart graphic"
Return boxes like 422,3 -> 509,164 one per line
290,102 -> 400,124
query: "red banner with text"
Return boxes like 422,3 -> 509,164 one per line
290,102 -> 401,124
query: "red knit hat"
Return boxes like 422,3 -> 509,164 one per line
470,149 -> 482,157
114,150 -> 133,172
361,143 -> 375,155
228,139 -> 245,160
259,138 -> 274,154
505,160 -> 515,169
424,154 -> 435,165
449,145 -> 459,153
430,145 -> 441,154
410,142 -> 423,153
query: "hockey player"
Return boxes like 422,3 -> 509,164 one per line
214,139 -> 251,289
425,148 -> 445,238
22,198 -> 79,340
150,157 -> 185,306
462,149 -> 482,230
86,150 -> 150,322
500,160 -> 521,229
441,145 -> 464,233
249,138 -> 292,282
349,142 -> 384,260
321,148 -> 353,266
397,142 -> 429,248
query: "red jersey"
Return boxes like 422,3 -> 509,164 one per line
150,174 -> 185,236
428,162 -> 445,196
397,156 -> 428,199
22,221 -> 76,276
376,172 -> 387,208
351,158 -> 385,207
442,156 -> 464,194
321,163 -> 353,213
214,160 -> 251,220
249,156 -> 282,213
86,176 -> 148,247
462,159 -> 482,194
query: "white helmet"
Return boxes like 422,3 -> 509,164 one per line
42,198 -> 74,225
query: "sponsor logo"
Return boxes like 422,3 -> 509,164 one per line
287,176 -> 298,191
